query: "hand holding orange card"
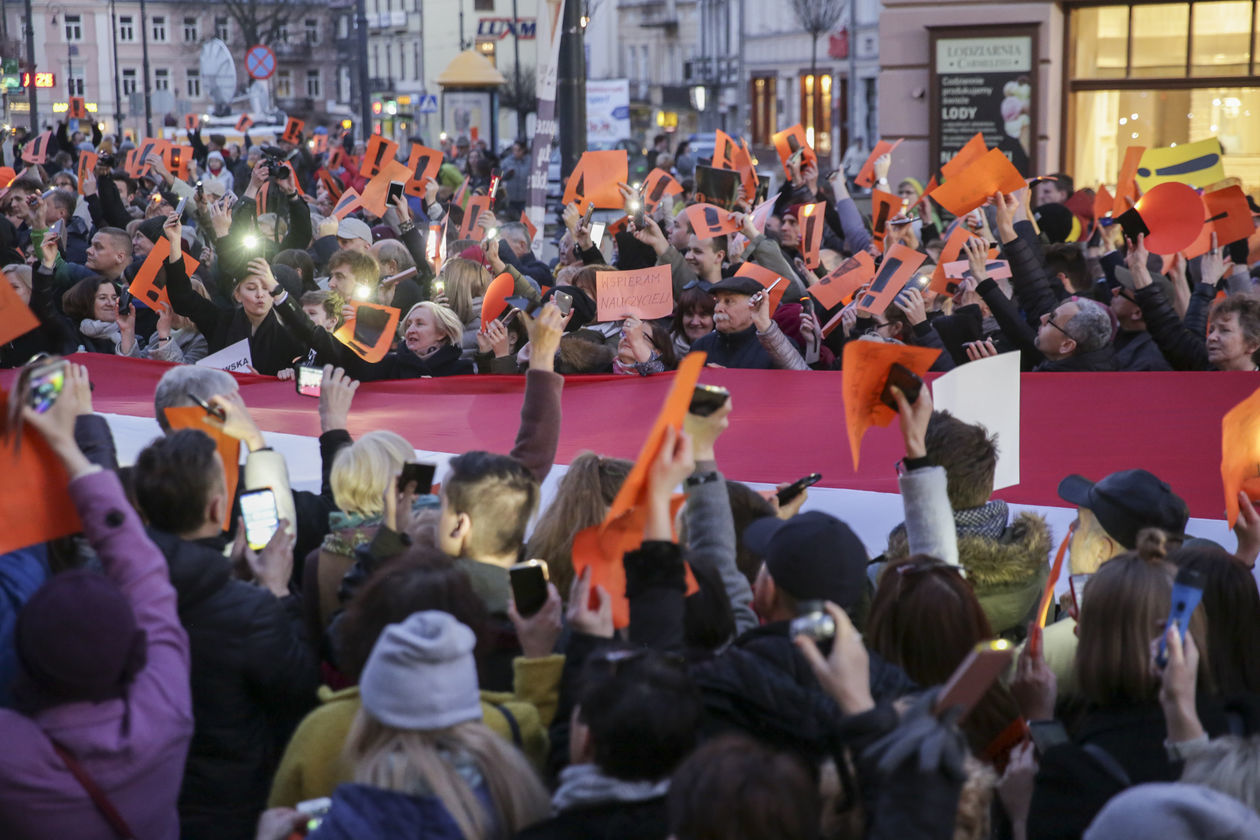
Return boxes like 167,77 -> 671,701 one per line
362,134 -> 399,179
1221,387 -> 1260,528
684,203 -> 743,238
129,239 -> 201,310
459,194 -> 493,241
642,168 -> 683,210
772,124 -> 816,178
929,225 -> 982,295
800,203 -> 825,270
809,251 -> 876,311
842,341 -> 941,469
164,406 -> 240,531
76,151 -> 98,195
403,143 -> 444,197
334,302 -> 401,363
481,272 -> 515,328
735,262 -> 789,312
1113,146 -> 1145,217
870,189 -> 900,247
359,159 -> 413,216
855,244 -> 928,315
855,139 -> 904,188
928,149 -> 1027,217
562,149 -> 629,210
0,387 -> 83,554
1184,186 -> 1258,258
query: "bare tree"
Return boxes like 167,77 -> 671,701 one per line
219,0 -> 322,48
499,65 -> 537,135
790,0 -> 846,78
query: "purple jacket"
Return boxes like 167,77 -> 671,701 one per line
0,469 -> 193,840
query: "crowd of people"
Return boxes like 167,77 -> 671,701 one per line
0,113 -> 1259,840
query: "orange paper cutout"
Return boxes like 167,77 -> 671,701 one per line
1184,186 -> 1258,259
1113,146 -> 1145,217
311,134 -> 328,155
684,203 -> 742,239
0,387 -> 83,553
458,194 -> 492,241
359,159 -> 414,217
362,134 -> 399,179
929,225 -> 983,295
281,116 -> 305,145
642,168 -> 683,210
333,302 -> 402,363
163,144 -> 194,182
21,130 -> 52,165
1134,182 -> 1205,255
403,143 -> 444,197
235,114 -> 254,133
870,189 -> 900,247
771,124 -> 817,179
184,113 -> 199,132
0,269 -> 39,344
76,151 -> 98,196
734,139 -> 759,204
67,97 -> 88,120
855,139 -> 904,188
317,169 -> 344,201
800,202 -> 825,270
712,130 -> 740,170
941,132 -> 987,181
735,262 -> 789,312
1223,388 -> 1260,528
520,211 -> 538,244
928,149 -> 1026,217
129,239 -> 201,311
855,244 -> 928,315
480,272 -> 516,329
164,406 -> 241,531
562,149 -> 629,211
809,251 -> 876,311
332,188 -> 363,219
841,341 -> 941,469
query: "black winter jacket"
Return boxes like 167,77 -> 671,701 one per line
690,325 -> 774,369
147,529 -> 320,840
1112,329 -> 1171,371
514,798 -> 668,840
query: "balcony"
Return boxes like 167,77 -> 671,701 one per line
639,0 -> 678,28
272,41 -> 312,59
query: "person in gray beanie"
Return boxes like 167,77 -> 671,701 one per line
1084,783 -> 1260,839
282,611 -> 550,840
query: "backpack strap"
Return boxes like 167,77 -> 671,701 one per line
492,703 -> 523,747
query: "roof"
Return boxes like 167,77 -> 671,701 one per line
436,49 -> 507,88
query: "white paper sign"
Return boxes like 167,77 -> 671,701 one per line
196,338 -> 253,373
931,350 -> 1021,490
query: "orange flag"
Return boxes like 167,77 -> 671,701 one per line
571,352 -> 707,628
1221,387 -> 1260,528
842,341 -> 940,469
165,406 -> 241,531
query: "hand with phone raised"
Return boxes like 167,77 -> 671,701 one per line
231,514 -> 294,598
207,391 -> 266,451
793,601 -> 874,715
18,360 -> 96,480
684,388 -> 732,462
508,576 -> 563,659
887,371 -> 932,459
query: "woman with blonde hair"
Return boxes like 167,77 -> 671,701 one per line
436,257 -> 491,359
302,611 -> 550,839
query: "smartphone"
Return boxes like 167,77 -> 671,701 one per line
48,219 -> 64,238
581,203 -> 595,230
789,600 -> 835,642
589,221 -> 607,248
553,290 -> 573,316
295,365 -> 322,397
787,148 -> 805,170
195,180 -> 205,199
386,181 -> 405,205
496,306 -> 519,325
27,358 -> 68,414
432,279 -> 446,296
800,296 -> 813,317
509,559 -> 550,617
173,195 -> 187,218
689,384 -> 731,417
748,276 -> 782,308
397,461 -> 436,494
933,639 -> 1014,719
382,265 -> 418,285
117,288 -> 133,316
189,392 -> 226,421
240,488 -> 280,551
1156,567 -> 1205,668
1028,719 -> 1070,755
776,473 -> 822,505
880,363 -> 923,411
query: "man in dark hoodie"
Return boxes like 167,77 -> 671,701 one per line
132,429 -> 320,840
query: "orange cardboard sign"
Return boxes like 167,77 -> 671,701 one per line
403,143 -> 444,197
0,270 -> 39,344
929,225 -> 982,295
129,239 -> 201,311
164,406 -> 241,531
1113,146 -> 1145,217
809,251 -> 876,311
317,169 -> 344,201
642,167 -> 683,210
328,147 -> 346,171
76,151 -> 98,195
481,272 -> 516,329
712,130 -> 740,171
0,387 -> 84,553
855,244 -> 927,315
771,124 -> 816,179
334,302 -> 401,363
734,139 -> 758,204
870,189 -> 900,247
520,211 -> 537,244
842,341 -> 941,469
735,262 -> 790,312
1134,181 -> 1205,255
800,202 -> 825,270
332,187 -> 363,219
235,114 -> 254,133
941,132 -> 987,181
123,149 -> 140,179
281,116 -> 305,145
21,130 -> 51,165
362,134 -> 399,179
595,264 -> 674,321
562,149 -> 629,210
928,148 -> 1026,217
855,139 -> 904,188
1093,185 -> 1114,224
359,159 -> 413,217
163,144 -> 194,182
1222,387 -> 1260,528
1185,186 -> 1258,258
684,203 -> 742,239
67,97 -> 88,120
571,352 -> 708,628
459,194 -> 492,241
184,113 -> 199,132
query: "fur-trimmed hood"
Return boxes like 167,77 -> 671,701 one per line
886,511 -> 1053,635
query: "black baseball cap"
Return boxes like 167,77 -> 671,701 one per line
709,275 -> 763,297
1057,469 -> 1189,550
744,511 -> 868,610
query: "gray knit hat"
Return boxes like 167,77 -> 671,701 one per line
1084,783 -> 1260,840
359,611 -> 483,730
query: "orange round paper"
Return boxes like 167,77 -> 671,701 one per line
1135,182 -> 1205,255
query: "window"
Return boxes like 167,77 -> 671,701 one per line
749,75 -> 777,146
475,0 -> 494,10
118,15 -> 134,42
277,23 -> 289,43
67,69 -> 85,96
1067,2 -> 1260,189
276,69 -> 292,98
215,16 -> 229,41
187,68 -> 201,98
63,14 -> 82,42
385,43 -> 393,79
122,68 -> 138,96
305,18 -> 319,44
183,16 -> 199,43
152,15 -> 167,42
413,42 -> 421,80
305,69 -> 321,97
154,68 -> 170,90
799,72 -> 833,157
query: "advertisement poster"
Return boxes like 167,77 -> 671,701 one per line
930,26 -> 1038,176
586,79 -> 631,144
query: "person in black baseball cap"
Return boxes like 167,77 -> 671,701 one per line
746,511 -> 870,620
1057,468 -> 1189,576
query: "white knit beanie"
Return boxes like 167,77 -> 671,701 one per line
359,611 -> 483,730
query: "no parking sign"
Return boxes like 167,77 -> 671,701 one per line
245,45 -> 276,81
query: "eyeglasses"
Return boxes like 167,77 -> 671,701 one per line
1044,314 -> 1077,343
1111,286 -> 1137,305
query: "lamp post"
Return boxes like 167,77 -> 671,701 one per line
139,0 -> 152,135
356,0 -> 371,137
556,0 -> 586,178
109,0 -> 122,135
22,0 -> 37,130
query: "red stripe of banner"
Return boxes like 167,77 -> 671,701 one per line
4,356 -> 1251,520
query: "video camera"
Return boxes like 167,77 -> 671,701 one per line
259,146 -> 289,179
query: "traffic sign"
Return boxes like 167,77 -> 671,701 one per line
245,45 -> 277,81
418,94 -> 438,114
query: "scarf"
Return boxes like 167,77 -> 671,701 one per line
550,763 -> 670,815
954,499 -> 1009,540
79,318 -> 121,342
612,354 -> 665,376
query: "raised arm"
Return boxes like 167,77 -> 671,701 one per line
891,381 -> 959,568
510,303 -> 565,483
